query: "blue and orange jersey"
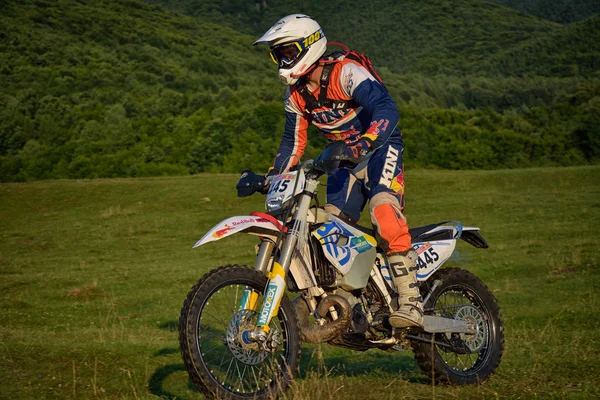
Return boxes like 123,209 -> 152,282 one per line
272,57 -> 403,172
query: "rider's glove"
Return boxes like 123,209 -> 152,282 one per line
344,138 -> 373,159
261,168 -> 277,194
237,170 -> 267,197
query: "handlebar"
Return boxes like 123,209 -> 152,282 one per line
236,141 -> 366,197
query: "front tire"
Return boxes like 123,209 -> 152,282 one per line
412,267 -> 504,384
179,265 -> 301,399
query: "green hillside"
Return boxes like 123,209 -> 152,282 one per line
0,0 -> 289,180
0,0 -> 599,182
147,0 -> 600,78
147,0 -> 561,76
481,14 -> 600,77
486,0 -> 600,24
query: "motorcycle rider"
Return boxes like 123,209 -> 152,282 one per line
254,14 -> 422,329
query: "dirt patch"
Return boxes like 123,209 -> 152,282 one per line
66,281 -> 102,300
551,267 -> 579,276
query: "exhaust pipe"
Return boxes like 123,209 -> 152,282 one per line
292,294 -> 352,343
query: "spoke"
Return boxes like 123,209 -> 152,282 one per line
240,365 -> 248,391
202,309 -> 230,329
233,285 -> 240,315
250,365 -> 260,390
200,344 -> 222,358
238,362 -> 250,392
217,350 -> 231,376
234,360 -> 243,392
223,357 -> 235,386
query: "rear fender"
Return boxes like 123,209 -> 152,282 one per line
193,214 -> 283,248
412,224 -> 487,281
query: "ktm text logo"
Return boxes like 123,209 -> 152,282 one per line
379,146 -> 399,187
312,108 -> 352,124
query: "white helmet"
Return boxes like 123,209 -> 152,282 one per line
254,14 -> 327,85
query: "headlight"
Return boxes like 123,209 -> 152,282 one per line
266,195 -> 285,212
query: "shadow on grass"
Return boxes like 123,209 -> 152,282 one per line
153,347 -> 179,357
298,347 -> 428,384
158,320 -> 178,332
148,344 -> 427,399
148,362 -> 204,400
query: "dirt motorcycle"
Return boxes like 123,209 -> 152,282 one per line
179,141 -> 504,400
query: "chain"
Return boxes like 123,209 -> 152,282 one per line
405,333 -> 454,350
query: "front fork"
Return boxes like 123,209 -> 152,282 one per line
240,180 -> 318,348
238,239 -> 275,311
237,242 -> 290,349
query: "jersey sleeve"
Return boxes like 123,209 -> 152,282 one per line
339,62 -> 399,148
272,88 -> 309,173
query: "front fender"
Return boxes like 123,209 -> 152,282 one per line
193,213 -> 283,248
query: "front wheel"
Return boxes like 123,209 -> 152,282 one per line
412,267 -> 504,384
179,265 -> 301,400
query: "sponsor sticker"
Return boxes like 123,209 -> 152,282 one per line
212,224 -> 235,238
414,242 -> 432,255
258,284 -> 277,325
350,236 -> 373,253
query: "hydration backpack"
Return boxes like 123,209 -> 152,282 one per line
297,44 -> 386,114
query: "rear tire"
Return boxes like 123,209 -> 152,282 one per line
179,265 -> 301,399
412,267 -> 504,384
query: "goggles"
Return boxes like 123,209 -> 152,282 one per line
270,29 -> 324,69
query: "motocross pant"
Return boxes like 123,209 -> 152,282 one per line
325,142 -> 411,253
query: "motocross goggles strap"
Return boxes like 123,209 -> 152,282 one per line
269,28 -> 324,69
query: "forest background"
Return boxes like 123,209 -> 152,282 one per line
0,0 -> 599,181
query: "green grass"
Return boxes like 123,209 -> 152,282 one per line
1,166 -> 599,399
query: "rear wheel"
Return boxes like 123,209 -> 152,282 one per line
179,265 -> 301,399
412,268 -> 504,384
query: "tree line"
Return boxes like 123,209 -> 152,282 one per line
0,0 -> 598,181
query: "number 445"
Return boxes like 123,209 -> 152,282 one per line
416,247 -> 439,269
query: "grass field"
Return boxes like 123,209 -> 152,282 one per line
1,166 -> 599,399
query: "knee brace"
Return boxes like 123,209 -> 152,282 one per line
369,192 -> 412,254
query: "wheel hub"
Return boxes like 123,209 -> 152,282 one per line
225,310 -> 270,365
454,305 -> 488,352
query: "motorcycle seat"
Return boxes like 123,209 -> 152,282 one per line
351,221 -> 462,245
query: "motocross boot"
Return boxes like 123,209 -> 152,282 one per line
388,250 -> 424,329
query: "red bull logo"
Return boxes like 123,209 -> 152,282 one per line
367,119 -> 389,135
323,126 -> 361,141
212,224 -> 235,238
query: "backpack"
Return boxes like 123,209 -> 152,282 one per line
296,45 -> 386,115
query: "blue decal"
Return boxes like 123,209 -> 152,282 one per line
315,221 -> 373,268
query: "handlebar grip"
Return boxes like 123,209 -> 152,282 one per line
236,170 -> 266,198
